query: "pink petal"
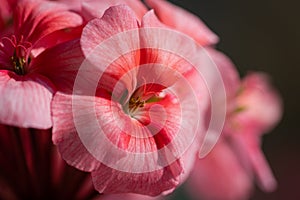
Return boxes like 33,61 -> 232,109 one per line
235,73 -> 282,134
81,5 -> 139,57
91,160 -> 182,196
55,0 -> 83,12
81,5 -> 140,98
187,139 -> 253,200
52,91 -> 187,194
231,132 -> 277,192
145,0 -> 219,46
30,25 -> 83,57
29,39 -> 84,94
51,92 -> 102,171
191,48 -> 236,158
205,48 -> 240,100
14,0 -> 82,48
82,0 -> 147,22
0,70 -> 54,129
140,10 -> 199,75
0,0 -> 16,20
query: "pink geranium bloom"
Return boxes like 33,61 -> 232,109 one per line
226,72 -> 282,192
186,50 -> 282,199
52,5 -> 214,196
81,0 -> 218,47
0,0 -> 83,129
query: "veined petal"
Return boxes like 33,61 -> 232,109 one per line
0,70 -> 54,129
81,5 -> 139,57
140,11 -> 199,76
30,39 -> 84,94
145,0 -> 219,46
91,160 -> 182,196
14,0 -> 82,48
80,5 -> 140,98
82,0 -> 147,22
51,92 -> 102,171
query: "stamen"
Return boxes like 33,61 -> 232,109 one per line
0,35 -> 32,75
11,52 -> 26,75
129,96 -> 145,113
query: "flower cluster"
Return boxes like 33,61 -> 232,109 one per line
0,0 -> 282,200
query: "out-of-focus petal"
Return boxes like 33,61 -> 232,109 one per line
0,70 -> 54,129
205,48 -> 240,100
187,138 -> 253,200
230,132 -> 277,193
145,0 -> 219,46
234,73 -> 282,134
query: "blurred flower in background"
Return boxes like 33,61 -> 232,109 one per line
0,0 -> 282,200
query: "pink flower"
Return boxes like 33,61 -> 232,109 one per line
186,51 -> 282,200
226,72 -> 282,192
81,0 -> 218,46
0,0 -> 83,129
52,5 -> 214,196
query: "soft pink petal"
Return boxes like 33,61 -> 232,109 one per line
91,160 -> 182,196
231,132 -> 277,192
0,70 -> 54,129
140,10 -> 199,76
81,5 -> 139,56
81,5 -> 140,98
14,0 -> 82,48
52,92 -> 186,195
51,92 -> 102,171
235,72 -> 282,134
187,139 -> 253,200
56,0 -> 83,12
188,48 -> 236,158
205,48 -> 240,100
29,39 -> 84,93
145,0 -> 219,46
82,0 -> 147,22
30,25 -> 83,57
0,0 -> 17,20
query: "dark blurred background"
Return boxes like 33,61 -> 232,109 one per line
166,0 -> 300,199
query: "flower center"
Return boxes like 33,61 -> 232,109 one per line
122,84 -> 165,117
128,96 -> 145,113
11,51 -> 26,75
0,35 -> 32,75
